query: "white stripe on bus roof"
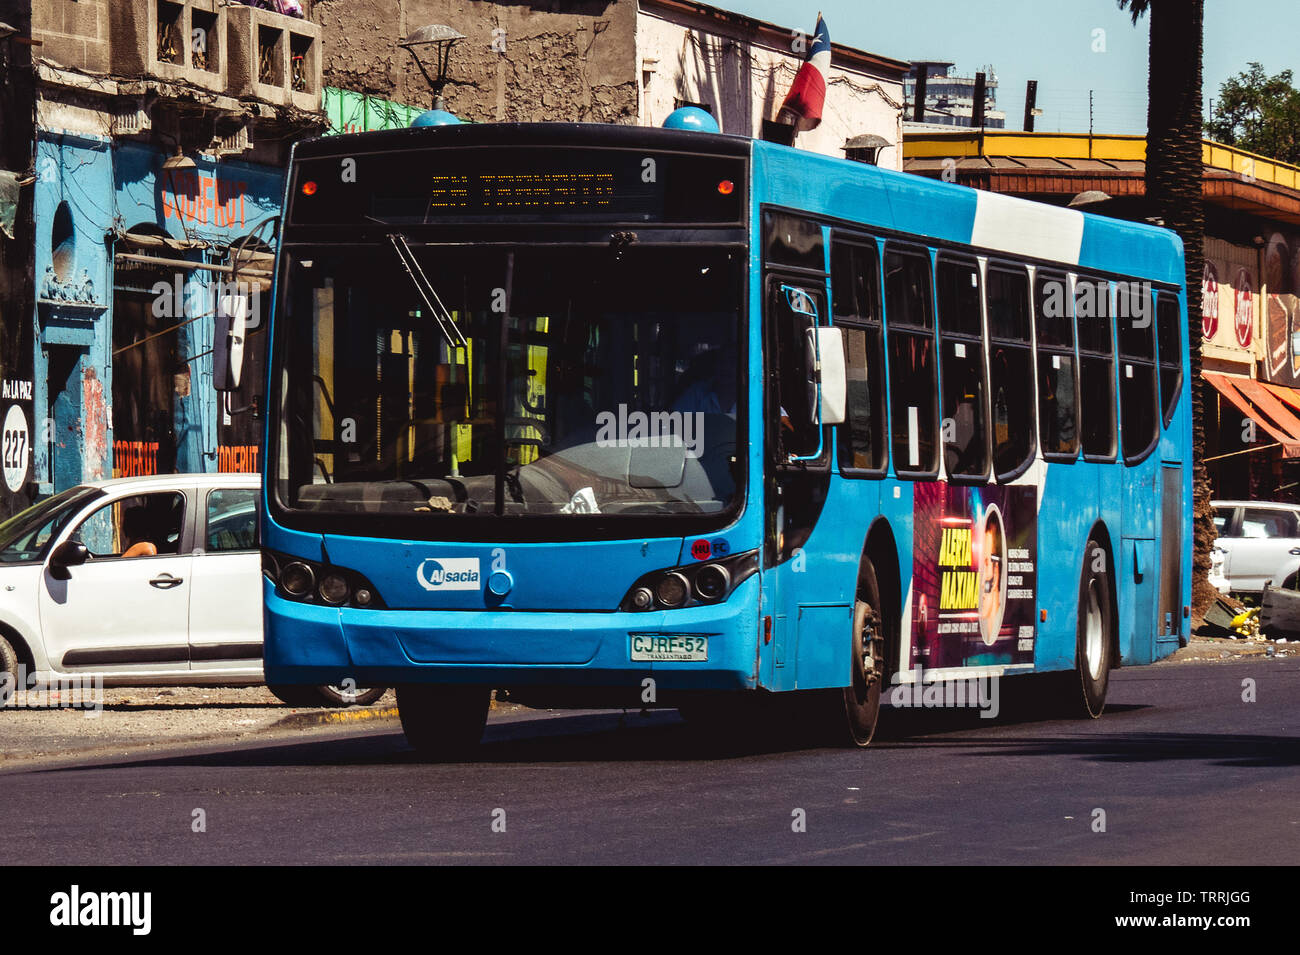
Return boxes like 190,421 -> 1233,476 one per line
969,189 -> 1085,267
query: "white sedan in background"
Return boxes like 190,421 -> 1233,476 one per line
0,473 -> 383,706
1210,500 -> 1300,595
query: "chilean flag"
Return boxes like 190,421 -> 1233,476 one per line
779,15 -> 831,131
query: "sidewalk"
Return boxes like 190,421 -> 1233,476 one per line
0,686 -> 400,767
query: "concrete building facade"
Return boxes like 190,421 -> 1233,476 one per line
310,0 -> 908,166
0,0 -> 326,514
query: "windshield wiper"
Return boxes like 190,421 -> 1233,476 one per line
387,233 -> 468,351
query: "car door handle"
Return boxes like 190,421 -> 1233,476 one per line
1290,548 -> 1300,556
149,573 -> 184,588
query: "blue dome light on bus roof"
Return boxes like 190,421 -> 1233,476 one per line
412,108 -> 462,127
663,107 -> 719,133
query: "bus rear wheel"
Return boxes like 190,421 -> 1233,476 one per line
1071,537 -> 1113,718
840,560 -> 887,746
397,684 -> 490,759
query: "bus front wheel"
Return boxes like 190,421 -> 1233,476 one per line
397,684 -> 491,759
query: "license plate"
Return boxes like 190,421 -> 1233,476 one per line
630,634 -> 708,662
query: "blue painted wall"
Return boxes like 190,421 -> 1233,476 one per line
31,130 -> 283,492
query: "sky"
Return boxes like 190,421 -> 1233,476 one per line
717,0 -> 1300,135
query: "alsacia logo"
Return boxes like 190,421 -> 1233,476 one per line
594,405 -> 706,458
49,885 -> 151,936
416,557 -> 481,591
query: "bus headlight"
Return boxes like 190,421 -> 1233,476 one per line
264,549 -> 385,609
620,549 -> 758,612
280,562 -> 315,598
694,563 -> 731,601
318,573 -> 350,605
655,573 -> 690,608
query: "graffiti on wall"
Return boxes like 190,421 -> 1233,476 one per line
162,171 -> 250,229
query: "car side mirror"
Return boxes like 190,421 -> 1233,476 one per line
48,540 -> 89,580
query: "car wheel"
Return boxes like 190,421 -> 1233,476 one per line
268,684 -> 388,707
0,634 -> 19,706
315,684 -> 387,707
397,684 -> 490,760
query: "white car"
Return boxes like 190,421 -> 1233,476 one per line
0,473 -> 383,706
1209,500 -> 1300,595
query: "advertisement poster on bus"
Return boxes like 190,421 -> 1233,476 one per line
909,483 -> 1037,669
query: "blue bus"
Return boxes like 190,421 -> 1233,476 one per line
255,121 -> 1191,755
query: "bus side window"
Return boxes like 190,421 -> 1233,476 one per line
1157,293 -> 1183,426
935,254 -> 987,479
987,265 -> 1035,479
1076,276 -> 1116,459
883,247 -> 938,476
831,240 -> 886,473
1119,280 -> 1158,461
1034,270 -> 1079,460
768,279 -> 824,462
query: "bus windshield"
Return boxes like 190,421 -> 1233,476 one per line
273,243 -> 744,524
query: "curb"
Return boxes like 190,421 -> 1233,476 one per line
270,705 -> 401,731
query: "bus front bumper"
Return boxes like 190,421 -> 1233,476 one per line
262,575 -> 761,691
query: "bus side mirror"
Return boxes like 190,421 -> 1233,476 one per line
213,293 -> 248,393
48,540 -> 89,580
803,326 -> 846,426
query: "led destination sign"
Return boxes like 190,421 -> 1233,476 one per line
289,147 -> 744,225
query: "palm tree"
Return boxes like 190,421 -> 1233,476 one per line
1119,0 -> 1215,622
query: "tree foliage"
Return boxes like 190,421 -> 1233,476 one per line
1205,63 -> 1300,163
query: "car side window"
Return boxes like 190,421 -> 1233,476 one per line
206,488 -> 259,553
70,493 -> 186,559
1240,508 -> 1299,539
1212,508 -> 1231,536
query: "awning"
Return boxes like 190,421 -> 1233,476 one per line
1205,372 -> 1300,457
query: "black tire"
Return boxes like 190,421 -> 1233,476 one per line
839,559 -> 888,746
1070,536 -> 1114,718
397,684 -> 490,759
267,684 -> 329,707
0,634 -> 19,708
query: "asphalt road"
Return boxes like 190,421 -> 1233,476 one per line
2,659 -> 1298,865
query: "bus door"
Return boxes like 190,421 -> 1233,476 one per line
1117,281 -> 1162,663
1155,292 -> 1186,649
762,274 -> 836,692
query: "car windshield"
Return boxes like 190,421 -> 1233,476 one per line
273,243 -> 744,524
0,486 -> 103,563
